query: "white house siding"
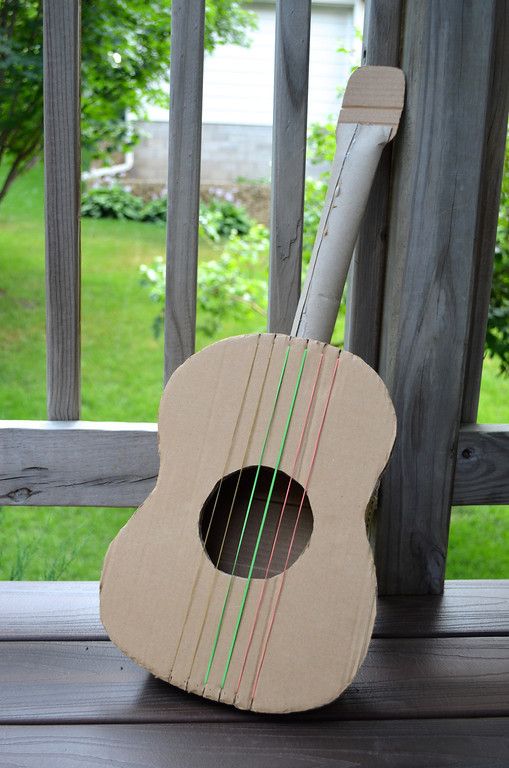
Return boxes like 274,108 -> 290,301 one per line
129,0 -> 357,185
201,3 -> 277,127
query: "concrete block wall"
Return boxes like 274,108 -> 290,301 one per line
128,120 -> 325,186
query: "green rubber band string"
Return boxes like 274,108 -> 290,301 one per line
219,345 -> 308,689
203,343 -> 292,687
185,335 -> 275,687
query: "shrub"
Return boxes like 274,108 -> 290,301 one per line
307,120 -> 336,167
487,132 -> 509,375
140,196 -> 167,224
203,197 -> 251,237
81,185 -> 252,239
80,185 -> 143,220
303,177 -> 327,267
140,223 -> 269,340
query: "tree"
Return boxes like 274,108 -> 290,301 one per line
0,0 -> 255,203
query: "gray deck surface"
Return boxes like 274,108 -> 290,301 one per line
0,580 -> 507,766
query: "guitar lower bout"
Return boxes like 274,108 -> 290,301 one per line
101,333 -> 396,713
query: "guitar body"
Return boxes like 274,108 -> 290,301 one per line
101,333 -> 396,713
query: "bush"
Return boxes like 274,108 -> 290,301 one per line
487,133 -> 509,375
140,196 -> 167,224
202,197 -> 251,237
140,223 -> 269,339
307,120 -> 336,167
303,177 -> 327,267
80,185 -> 143,220
81,185 -> 252,238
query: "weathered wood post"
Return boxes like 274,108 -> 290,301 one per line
43,0 -> 81,419
345,0 -> 403,368
369,0 -> 509,594
165,0 -> 205,381
268,0 -> 311,334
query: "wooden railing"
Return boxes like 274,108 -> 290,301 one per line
43,0 -> 81,420
0,0 -> 508,596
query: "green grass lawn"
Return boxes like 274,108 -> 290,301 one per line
0,164 -> 508,580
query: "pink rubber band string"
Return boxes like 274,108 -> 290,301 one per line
250,353 -> 340,704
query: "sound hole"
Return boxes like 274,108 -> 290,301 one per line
199,465 -> 313,579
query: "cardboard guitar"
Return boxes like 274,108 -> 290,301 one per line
101,66 -> 405,714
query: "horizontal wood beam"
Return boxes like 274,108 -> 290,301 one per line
453,424 -> 509,506
0,421 -> 507,509
0,421 -> 158,508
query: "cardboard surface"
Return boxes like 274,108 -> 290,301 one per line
338,65 -> 405,136
292,66 -> 405,342
101,334 -> 396,713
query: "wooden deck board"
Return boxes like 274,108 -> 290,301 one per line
0,636 -> 507,724
0,580 -> 506,765
0,720 -> 508,768
0,581 -> 508,640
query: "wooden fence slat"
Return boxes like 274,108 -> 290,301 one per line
164,0 -> 205,381
1,422 -> 507,508
344,0 -> 402,368
267,0 -> 311,334
43,0 -> 81,420
461,0 -> 509,423
375,1 -> 505,595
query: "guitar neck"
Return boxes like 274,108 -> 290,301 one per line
291,66 -> 405,344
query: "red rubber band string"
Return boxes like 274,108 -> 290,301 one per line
234,350 -> 325,698
250,352 -> 340,705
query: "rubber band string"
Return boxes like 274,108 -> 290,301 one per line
234,350 -> 324,698
250,352 -> 340,704
167,334 -> 262,683
184,334 -> 277,686
202,341 -> 292,687
219,345 -> 309,689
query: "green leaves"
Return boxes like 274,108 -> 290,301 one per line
81,185 -> 144,220
487,132 -> 509,375
0,0 -> 255,201
307,120 -> 336,166
140,221 -> 269,340
0,1 -> 43,198
199,197 -> 251,239
196,226 -> 268,337
137,119 -> 337,343
81,186 -> 252,237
